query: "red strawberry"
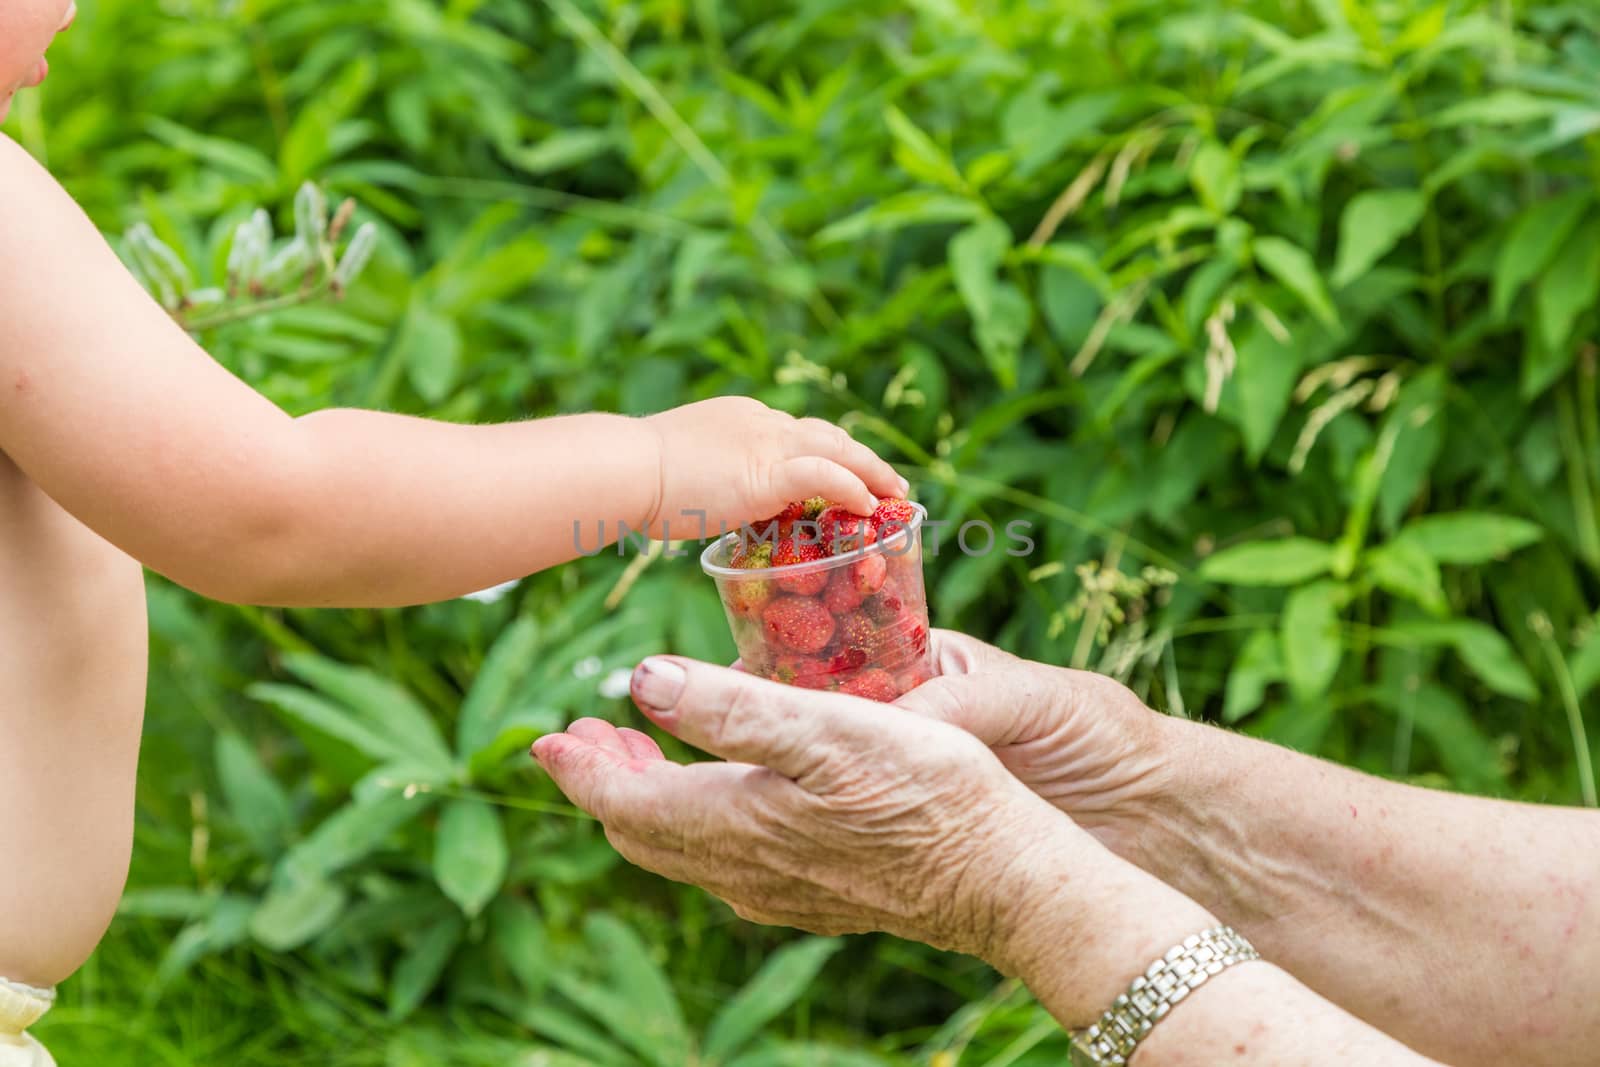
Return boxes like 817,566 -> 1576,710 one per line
816,505 -> 877,556
840,668 -> 898,702
724,576 -> 773,619
802,496 -> 831,519
770,654 -> 834,689
869,497 -> 917,537
823,568 -> 866,615
772,536 -> 828,595
761,595 -> 835,653
848,553 -> 887,596
836,611 -> 885,660
826,646 -> 867,675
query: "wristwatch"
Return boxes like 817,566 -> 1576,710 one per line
1069,925 -> 1260,1066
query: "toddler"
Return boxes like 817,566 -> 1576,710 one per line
0,4 -> 905,1062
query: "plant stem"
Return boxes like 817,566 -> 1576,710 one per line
1538,625 -> 1598,808
179,282 -> 336,333
1557,386 -> 1600,571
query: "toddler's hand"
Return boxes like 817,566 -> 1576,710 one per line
643,397 -> 907,536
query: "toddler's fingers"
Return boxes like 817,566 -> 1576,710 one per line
795,418 -> 907,503
769,456 -> 875,517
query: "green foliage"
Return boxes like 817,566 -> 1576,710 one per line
12,0 -> 1600,1062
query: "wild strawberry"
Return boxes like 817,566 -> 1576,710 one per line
863,591 -> 903,624
816,505 -> 876,556
761,595 -> 835,653
836,611 -> 884,659
729,540 -> 773,569
823,568 -> 866,615
770,654 -> 833,689
826,646 -> 867,675
802,496 -> 831,519
848,553 -> 887,596
869,497 -> 917,537
840,668 -> 898,702
772,536 -> 828,595
724,576 -> 773,619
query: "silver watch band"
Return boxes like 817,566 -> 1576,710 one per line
1070,925 -> 1260,1066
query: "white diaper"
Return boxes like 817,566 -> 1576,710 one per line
0,978 -> 54,1066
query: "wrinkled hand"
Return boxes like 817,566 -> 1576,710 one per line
531,655 -> 1094,967
643,397 -> 907,536
893,631 -> 1181,858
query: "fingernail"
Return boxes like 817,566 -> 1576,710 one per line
632,657 -> 686,711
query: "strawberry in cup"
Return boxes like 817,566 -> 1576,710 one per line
701,497 -> 934,701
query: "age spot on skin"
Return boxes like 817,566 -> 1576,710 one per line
13,370 -> 29,394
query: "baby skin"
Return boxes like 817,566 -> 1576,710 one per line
0,0 -> 905,1015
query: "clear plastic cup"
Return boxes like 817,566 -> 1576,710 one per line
700,503 -> 934,702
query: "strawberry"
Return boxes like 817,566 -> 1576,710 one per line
848,553 -> 887,596
840,668 -> 898,702
863,590 -> 903,624
816,505 -> 877,556
836,611 -> 885,660
729,540 -> 774,569
772,536 -> 828,595
869,497 -> 917,537
761,595 -> 835,653
823,568 -> 866,615
802,496 -> 832,519
826,646 -> 867,675
724,576 -> 773,619
770,654 -> 834,690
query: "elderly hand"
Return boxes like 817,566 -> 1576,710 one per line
892,631 -> 1184,859
530,655 -> 1114,971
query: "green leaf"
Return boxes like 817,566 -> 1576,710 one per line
248,682 -> 401,765
1281,580 -> 1346,701
433,798 -> 508,918
280,653 -> 454,772
214,732 -> 294,856
948,217 -> 1011,326
1571,629 -> 1600,702
145,117 -> 278,184
1215,321 -> 1302,462
490,896 -> 553,998
1491,190 -> 1592,320
1389,620 -> 1539,701
1406,683 -> 1506,790
974,281 -> 1029,389
388,914 -> 465,1020
280,55 -> 377,183
249,875 -> 346,952
883,106 -> 966,192
813,191 -> 983,246
503,128 -> 618,175
584,913 -> 691,1066
1199,538 -> 1336,586
397,301 -> 463,405
704,938 -> 844,1063
1535,217 -> 1600,352
1332,189 -> 1426,287
1364,540 -> 1447,616
1253,236 -> 1339,327
1224,629 -> 1283,723
1433,89 -> 1565,128
282,789 -> 433,880
457,618 -> 541,759
1189,140 -> 1241,216
1395,512 -> 1544,564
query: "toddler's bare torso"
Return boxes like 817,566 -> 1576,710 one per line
0,449 -> 146,987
